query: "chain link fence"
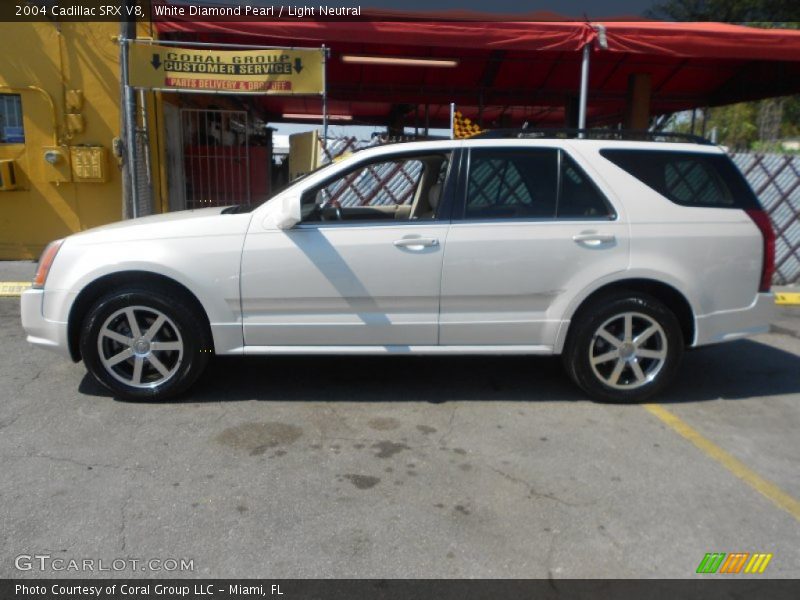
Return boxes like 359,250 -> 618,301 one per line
731,153 -> 800,285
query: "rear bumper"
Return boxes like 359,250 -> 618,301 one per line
20,289 -> 71,359
693,293 -> 775,346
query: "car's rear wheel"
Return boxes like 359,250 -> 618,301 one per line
563,292 -> 683,403
80,286 -> 211,401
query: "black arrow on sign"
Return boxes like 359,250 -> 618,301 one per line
294,58 -> 303,74
151,53 -> 162,70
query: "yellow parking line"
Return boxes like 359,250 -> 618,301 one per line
775,292 -> 800,305
644,404 -> 800,523
0,281 -> 31,297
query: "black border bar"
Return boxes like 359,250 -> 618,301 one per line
3,0 -> 800,22
3,579 -> 800,600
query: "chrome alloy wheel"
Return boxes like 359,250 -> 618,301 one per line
589,311 -> 667,390
97,306 -> 184,389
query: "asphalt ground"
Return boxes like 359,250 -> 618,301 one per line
1,267 -> 798,579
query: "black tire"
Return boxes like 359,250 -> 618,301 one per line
79,285 -> 211,401
562,292 -> 683,403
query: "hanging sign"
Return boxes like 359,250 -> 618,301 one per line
129,44 -> 324,94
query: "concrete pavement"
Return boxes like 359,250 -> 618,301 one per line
1,265 -> 798,578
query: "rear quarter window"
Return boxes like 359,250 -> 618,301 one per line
600,149 -> 760,210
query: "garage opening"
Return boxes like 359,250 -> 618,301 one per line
179,108 -> 251,210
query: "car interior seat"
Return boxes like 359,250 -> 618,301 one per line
419,183 -> 442,219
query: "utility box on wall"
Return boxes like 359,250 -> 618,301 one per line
70,145 -> 107,183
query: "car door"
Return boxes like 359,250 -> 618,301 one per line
240,149 -> 456,348
439,144 -> 629,348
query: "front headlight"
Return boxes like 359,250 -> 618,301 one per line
32,239 -> 64,289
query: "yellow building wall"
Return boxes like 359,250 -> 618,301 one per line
0,21 -> 161,260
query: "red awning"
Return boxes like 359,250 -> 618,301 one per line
154,15 -> 800,127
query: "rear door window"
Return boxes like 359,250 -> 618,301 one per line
600,149 -> 760,209
461,148 -> 614,220
465,149 -> 558,219
558,153 -> 615,218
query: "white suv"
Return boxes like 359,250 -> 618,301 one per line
21,133 -> 775,402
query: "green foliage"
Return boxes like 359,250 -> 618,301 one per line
649,4 -> 799,150
669,98 -> 799,151
710,104 -> 759,150
646,0 -> 800,22
782,98 -> 800,136
752,140 -> 800,154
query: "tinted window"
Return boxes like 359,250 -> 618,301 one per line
558,153 -> 613,218
465,149 -> 557,219
600,149 -> 760,209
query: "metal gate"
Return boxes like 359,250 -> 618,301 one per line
180,109 -> 250,209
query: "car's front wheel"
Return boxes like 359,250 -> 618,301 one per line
80,286 -> 211,401
563,292 -> 684,403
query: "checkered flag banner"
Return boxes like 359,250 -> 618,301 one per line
452,109 -> 483,139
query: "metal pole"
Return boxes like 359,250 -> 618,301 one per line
244,113 -> 251,205
701,107 -> 709,138
578,43 -> 591,135
120,33 -> 139,219
450,102 -> 455,140
321,45 -> 328,149
118,28 -> 131,220
138,89 -> 151,187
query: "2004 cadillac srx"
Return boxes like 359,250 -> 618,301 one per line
21,133 -> 775,402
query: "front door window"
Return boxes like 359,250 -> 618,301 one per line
301,153 -> 451,223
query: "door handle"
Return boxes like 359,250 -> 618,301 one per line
572,232 -> 616,246
393,237 -> 439,248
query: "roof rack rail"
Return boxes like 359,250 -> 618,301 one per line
471,128 -> 713,145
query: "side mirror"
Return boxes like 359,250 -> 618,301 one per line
265,192 -> 302,230
273,211 -> 299,230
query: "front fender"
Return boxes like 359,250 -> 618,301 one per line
42,231 -> 248,355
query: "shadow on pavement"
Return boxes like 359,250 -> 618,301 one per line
81,354 -> 580,404
659,338 -> 800,403
78,339 -> 800,405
